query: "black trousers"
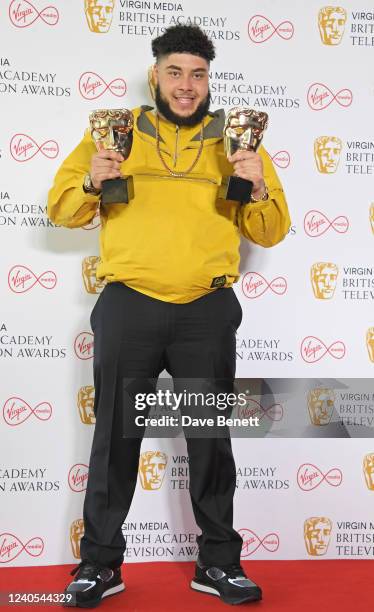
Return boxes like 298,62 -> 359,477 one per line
79,282 -> 243,568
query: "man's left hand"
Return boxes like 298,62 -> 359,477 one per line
228,150 -> 265,199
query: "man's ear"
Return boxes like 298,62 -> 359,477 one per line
147,64 -> 157,100
152,63 -> 158,84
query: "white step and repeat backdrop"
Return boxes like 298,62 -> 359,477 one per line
1,0 -> 374,567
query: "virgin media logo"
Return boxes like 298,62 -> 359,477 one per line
238,399 -> 283,422
300,336 -> 346,363
68,464 -> 89,492
239,528 -> 280,556
10,134 -> 59,162
0,533 -> 44,563
242,272 -> 287,298
297,463 -> 343,491
304,210 -> 349,237
307,83 -> 352,111
248,15 -> 294,43
74,332 -> 94,360
270,150 -> 290,169
78,72 -> 127,100
3,397 -> 52,426
8,265 -> 57,293
9,0 -> 59,28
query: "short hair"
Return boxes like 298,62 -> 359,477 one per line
152,25 -> 215,63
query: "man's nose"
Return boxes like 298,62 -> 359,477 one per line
178,76 -> 193,91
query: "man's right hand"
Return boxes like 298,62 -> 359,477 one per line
90,150 -> 124,191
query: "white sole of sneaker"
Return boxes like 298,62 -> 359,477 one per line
102,583 -> 125,599
190,580 -> 261,605
190,580 -> 220,596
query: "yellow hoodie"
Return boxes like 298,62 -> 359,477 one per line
48,106 -> 291,303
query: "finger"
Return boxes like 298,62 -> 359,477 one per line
233,170 -> 250,179
92,172 -> 121,187
233,164 -> 262,180
233,162 -> 259,175
228,150 -> 256,163
95,149 -> 124,162
93,159 -> 122,171
233,158 -> 262,171
233,168 -> 249,177
96,170 -> 122,180
95,150 -> 124,162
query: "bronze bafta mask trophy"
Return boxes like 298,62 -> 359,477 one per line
89,109 -> 134,205
220,108 -> 268,204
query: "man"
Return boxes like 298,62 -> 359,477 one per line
48,25 -> 290,608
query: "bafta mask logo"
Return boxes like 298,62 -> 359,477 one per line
314,136 -> 342,174
311,262 -> 338,299
82,256 -> 106,294
304,517 -> 332,556
138,451 -> 167,490
308,388 -> 335,425
318,6 -> 347,45
77,386 -> 95,425
363,454 -> 374,490
84,0 -> 115,33
70,519 -> 84,559
370,203 -> 374,235
367,327 -> 374,363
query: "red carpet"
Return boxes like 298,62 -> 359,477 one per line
0,560 -> 371,611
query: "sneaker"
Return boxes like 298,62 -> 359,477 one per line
190,558 -> 262,605
63,560 -> 125,608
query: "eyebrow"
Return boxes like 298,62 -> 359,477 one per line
165,64 -> 207,73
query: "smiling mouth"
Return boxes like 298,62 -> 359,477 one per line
173,97 -> 196,111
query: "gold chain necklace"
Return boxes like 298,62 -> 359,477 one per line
155,113 -> 204,178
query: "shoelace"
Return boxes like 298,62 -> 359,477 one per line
70,561 -> 103,579
220,564 -> 246,578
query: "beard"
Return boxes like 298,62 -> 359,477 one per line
155,84 -> 211,127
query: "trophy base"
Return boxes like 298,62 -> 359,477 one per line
219,176 -> 253,204
101,176 -> 134,205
